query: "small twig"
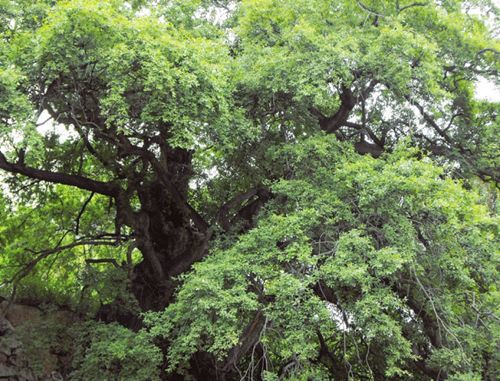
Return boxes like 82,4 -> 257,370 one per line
75,192 -> 95,235
85,258 -> 120,268
357,0 -> 387,17
411,265 -> 467,362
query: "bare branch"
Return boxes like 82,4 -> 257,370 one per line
357,0 -> 386,17
358,79 -> 379,101
403,96 -> 454,145
75,192 -> 95,235
343,121 -> 385,148
86,258 -> 120,268
0,151 -> 120,197
398,2 -> 427,12
476,48 -> 500,56
443,113 -> 464,133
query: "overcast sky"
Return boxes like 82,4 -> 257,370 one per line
476,77 -> 500,101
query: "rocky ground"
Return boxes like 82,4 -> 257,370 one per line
0,301 -> 68,381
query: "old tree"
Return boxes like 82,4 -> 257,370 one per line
1,0 -> 500,379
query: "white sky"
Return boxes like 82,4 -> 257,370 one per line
475,77 -> 500,101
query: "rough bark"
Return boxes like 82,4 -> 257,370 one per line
309,84 -> 356,134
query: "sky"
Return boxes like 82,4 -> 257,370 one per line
476,77 -> 500,101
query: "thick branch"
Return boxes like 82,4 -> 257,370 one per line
224,310 -> 265,371
310,84 -> 356,134
212,188 -> 262,232
354,141 -> 384,157
149,158 -> 209,233
165,188 -> 270,278
96,132 -> 209,233
0,151 -> 120,197
343,121 -> 385,147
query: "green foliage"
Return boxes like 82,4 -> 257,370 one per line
16,306 -> 78,377
0,183 -> 127,312
70,321 -> 162,381
79,263 -> 139,315
146,136 -> 500,379
1,0 -> 500,379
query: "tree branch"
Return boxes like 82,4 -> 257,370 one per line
343,121 -> 385,148
149,158 -> 209,233
0,151 -> 120,197
0,239 -> 119,319
403,96 -> 454,145
358,79 -> 379,101
212,188 -> 263,232
357,0 -> 386,17
398,2 -> 427,12
476,48 -> 500,56
165,188 -> 270,278
310,84 -> 356,134
81,129 -> 209,233
75,192 -> 95,235
224,310 -> 265,372
86,258 -> 120,268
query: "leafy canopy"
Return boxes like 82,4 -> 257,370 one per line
145,137 -> 500,379
0,0 -> 499,380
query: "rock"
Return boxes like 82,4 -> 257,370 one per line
19,368 -> 37,381
37,352 -> 58,378
0,320 -> 14,336
0,302 -> 41,329
0,353 -> 6,362
2,336 -> 22,350
0,341 -> 11,357
0,363 -> 16,377
7,355 -> 18,366
51,371 -> 63,381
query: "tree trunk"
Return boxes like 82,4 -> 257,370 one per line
100,146 -> 201,326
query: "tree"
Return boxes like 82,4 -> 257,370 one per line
0,0 -> 499,379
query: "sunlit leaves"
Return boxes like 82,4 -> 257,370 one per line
149,135 -> 500,379
71,321 -> 162,381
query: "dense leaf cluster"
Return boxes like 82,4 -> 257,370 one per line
0,0 -> 499,379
